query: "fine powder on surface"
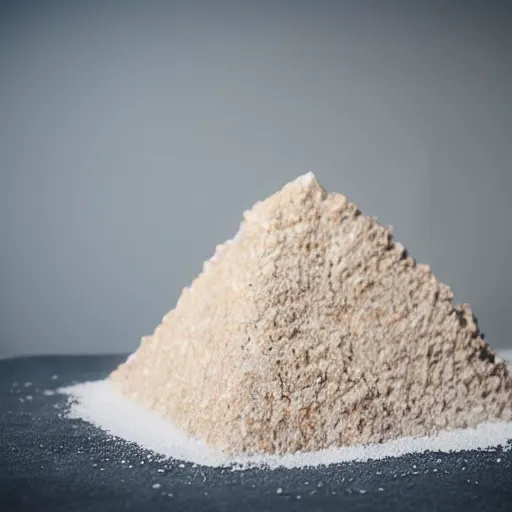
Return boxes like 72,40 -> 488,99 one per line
60,378 -> 512,469
109,173 -> 512,456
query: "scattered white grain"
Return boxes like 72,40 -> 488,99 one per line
58,380 -> 512,470
24,382 -> 32,387
152,483 -> 161,489
276,488 -> 283,494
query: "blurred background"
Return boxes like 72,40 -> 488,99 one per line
1,0 -> 511,358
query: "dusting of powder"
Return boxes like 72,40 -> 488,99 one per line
108,172 -> 512,456
59,379 -> 512,470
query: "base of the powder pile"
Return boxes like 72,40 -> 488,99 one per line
3,354 -> 512,512
60,378 -> 512,470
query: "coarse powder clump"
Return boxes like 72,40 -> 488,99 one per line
110,173 -> 512,455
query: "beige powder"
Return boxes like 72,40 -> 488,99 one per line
110,173 -> 512,455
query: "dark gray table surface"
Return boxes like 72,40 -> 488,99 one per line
1,355 -> 511,512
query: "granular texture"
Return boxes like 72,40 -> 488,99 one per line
110,173 -> 512,455
61,379 -> 512,469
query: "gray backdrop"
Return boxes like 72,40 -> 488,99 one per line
1,1 -> 511,358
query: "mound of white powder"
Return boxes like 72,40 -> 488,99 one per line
59,174 -> 512,467
108,173 -> 512,456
